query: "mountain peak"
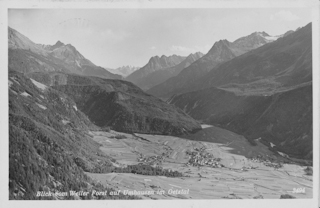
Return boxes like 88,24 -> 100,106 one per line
55,40 -> 64,46
50,40 -> 65,50
151,55 -> 160,60
218,39 -> 230,44
208,39 -> 232,55
161,55 -> 167,59
187,52 -> 204,59
126,54 -> 186,83
250,31 -> 270,37
8,26 -> 49,56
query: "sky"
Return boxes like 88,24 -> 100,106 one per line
8,8 -> 312,68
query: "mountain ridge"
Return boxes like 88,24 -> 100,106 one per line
133,52 -> 204,90
8,27 -> 121,80
198,22 -> 312,91
147,29 -> 288,99
126,54 -> 186,85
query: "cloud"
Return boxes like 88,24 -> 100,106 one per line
170,44 -> 211,54
150,46 -> 156,50
270,10 -> 300,21
195,44 -> 211,54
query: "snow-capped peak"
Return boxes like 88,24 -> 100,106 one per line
255,31 -> 280,42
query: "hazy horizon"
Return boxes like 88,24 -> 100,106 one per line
9,8 -> 311,68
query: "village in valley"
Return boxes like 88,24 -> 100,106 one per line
135,142 -> 288,172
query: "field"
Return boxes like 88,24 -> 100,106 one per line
86,125 -> 312,199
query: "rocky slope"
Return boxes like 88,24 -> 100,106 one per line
126,54 -> 186,85
147,30 -> 285,99
134,52 -> 203,90
8,27 -> 121,79
27,72 -> 201,135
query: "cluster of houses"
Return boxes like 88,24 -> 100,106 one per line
240,166 -> 257,171
185,148 -> 223,168
248,155 -> 283,169
263,161 -> 283,169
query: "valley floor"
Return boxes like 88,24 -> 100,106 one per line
86,126 -> 312,199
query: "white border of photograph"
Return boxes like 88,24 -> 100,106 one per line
0,0 -> 319,208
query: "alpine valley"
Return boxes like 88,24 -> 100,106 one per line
8,22 -> 313,201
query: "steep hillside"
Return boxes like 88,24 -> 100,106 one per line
27,72 -> 201,135
148,30 -> 286,99
8,27 -> 121,80
169,83 -> 312,159
135,52 -> 203,90
126,54 -> 185,85
8,70 -> 137,199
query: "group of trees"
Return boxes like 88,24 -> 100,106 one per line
9,112 -> 138,200
113,164 -> 184,177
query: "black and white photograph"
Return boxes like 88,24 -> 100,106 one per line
0,0 -> 319,207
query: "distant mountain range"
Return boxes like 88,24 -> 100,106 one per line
168,23 -> 312,159
9,27 -> 121,80
105,65 -> 140,77
126,54 -> 186,87
147,30 -> 290,99
132,52 -> 204,90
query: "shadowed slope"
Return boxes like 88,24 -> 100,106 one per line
170,83 -> 312,159
28,72 -> 201,135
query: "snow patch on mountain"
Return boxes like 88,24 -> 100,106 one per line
30,78 -> 48,91
255,32 -> 280,42
20,92 -> 31,97
9,80 -> 13,88
36,103 -> 47,110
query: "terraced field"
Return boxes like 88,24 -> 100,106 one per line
87,126 -> 312,199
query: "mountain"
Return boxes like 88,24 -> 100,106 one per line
169,83 -> 312,159
195,23 -> 312,92
27,71 -> 201,135
105,66 -> 140,77
9,27 -> 48,56
126,54 -> 186,85
168,23 -> 312,160
147,30 -> 284,99
8,27 -> 121,80
134,52 -> 203,90
9,70 -> 139,199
